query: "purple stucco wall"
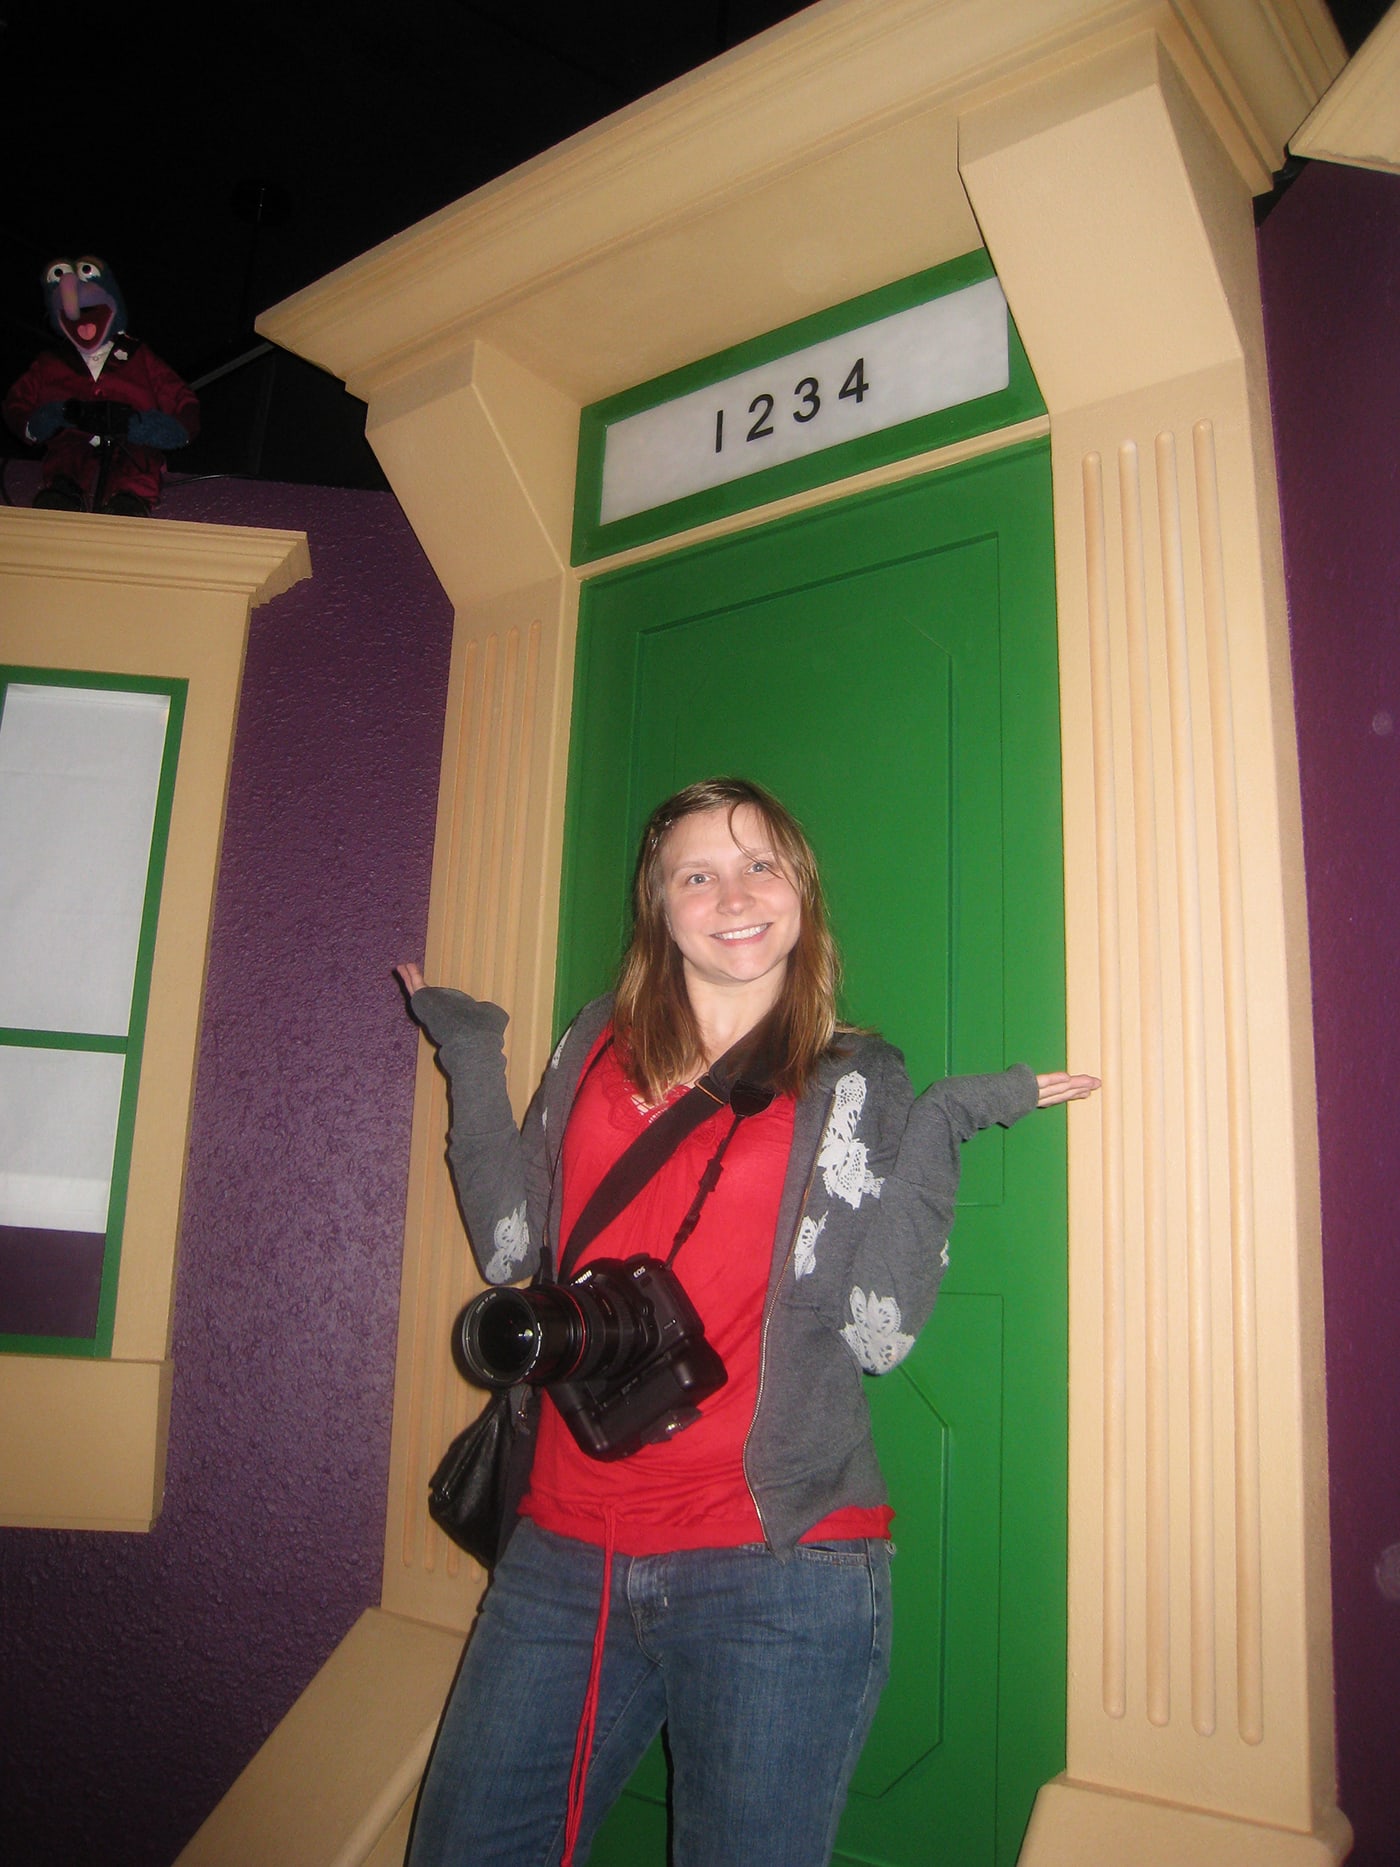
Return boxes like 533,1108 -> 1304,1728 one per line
1259,160 -> 1400,1866
0,474 -> 453,1865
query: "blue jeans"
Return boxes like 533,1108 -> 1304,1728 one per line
408,1519 -> 892,1866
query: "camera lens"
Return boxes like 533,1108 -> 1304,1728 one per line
459,1285 -> 588,1386
456,1261 -> 667,1390
460,1289 -> 548,1385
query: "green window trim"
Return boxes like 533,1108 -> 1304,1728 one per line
0,665 -> 187,1359
572,249 -> 1045,563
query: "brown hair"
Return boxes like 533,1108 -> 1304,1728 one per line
613,777 -> 841,1102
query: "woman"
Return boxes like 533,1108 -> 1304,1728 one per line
397,777 -> 1097,1867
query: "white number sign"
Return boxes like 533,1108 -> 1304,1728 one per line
598,275 -> 1010,525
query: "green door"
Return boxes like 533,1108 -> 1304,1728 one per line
556,440 -> 1066,1866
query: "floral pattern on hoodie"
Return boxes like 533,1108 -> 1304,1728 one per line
841,1286 -> 915,1372
486,1202 -> 530,1282
817,1071 -> 885,1208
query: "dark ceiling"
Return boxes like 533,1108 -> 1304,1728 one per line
1,0 -> 1386,493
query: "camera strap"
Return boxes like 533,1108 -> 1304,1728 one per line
558,1024 -> 777,1282
663,1113 -> 747,1269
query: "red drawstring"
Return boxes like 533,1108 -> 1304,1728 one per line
561,1511 -> 616,1867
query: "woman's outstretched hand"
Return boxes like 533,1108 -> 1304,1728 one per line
394,957 -> 1098,1108
1035,1071 -> 1101,1107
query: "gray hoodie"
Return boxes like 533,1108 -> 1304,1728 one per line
409,987 -> 1037,1552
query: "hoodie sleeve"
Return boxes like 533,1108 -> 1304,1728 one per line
834,1049 -> 1038,1373
407,986 -> 542,1284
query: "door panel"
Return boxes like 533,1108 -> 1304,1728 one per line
558,442 -> 1065,1865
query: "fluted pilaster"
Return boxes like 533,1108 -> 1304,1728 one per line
963,31 -> 1346,1860
367,346 -> 580,1630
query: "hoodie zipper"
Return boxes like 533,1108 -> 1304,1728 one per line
742,1083 -> 832,1541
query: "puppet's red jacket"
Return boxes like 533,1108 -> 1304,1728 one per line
4,335 -> 199,504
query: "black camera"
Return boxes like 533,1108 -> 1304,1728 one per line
457,1256 -> 726,1462
63,398 -> 131,439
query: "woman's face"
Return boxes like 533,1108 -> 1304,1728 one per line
660,803 -> 802,1003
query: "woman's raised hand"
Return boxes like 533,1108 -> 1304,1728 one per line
395,961 -> 426,996
1035,1071 -> 1101,1107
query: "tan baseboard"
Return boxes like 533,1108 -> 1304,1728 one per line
175,1608 -> 463,1867
1022,1777 -> 1353,1866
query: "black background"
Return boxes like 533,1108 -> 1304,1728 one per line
1,0 -> 1385,490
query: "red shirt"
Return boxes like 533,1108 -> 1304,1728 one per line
521,1039 -> 892,1554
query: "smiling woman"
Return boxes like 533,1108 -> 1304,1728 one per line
661,803 -> 801,1000
394,774 -> 1096,1867
614,778 -> 841,1104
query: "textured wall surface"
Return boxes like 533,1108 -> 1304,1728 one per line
0,473 -> 452,1865
1258,159 -> 1400,1867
